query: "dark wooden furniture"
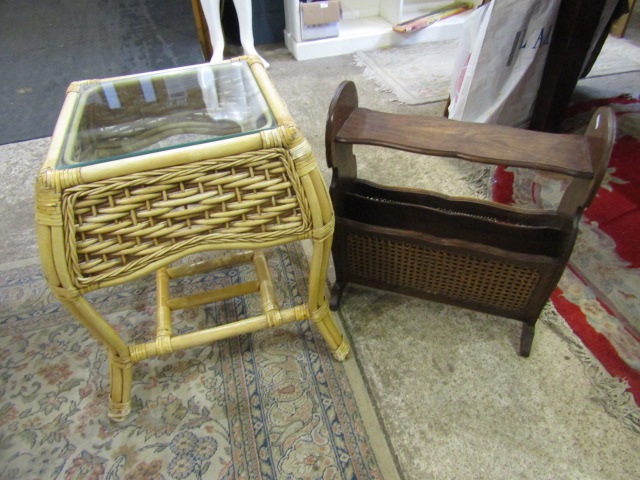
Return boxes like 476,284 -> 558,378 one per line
191,0 -> 213,60
529,0 -> 630,132
326,81 -> 615,356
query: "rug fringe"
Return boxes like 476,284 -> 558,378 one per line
353,55 -> 406,104
461,166 -> 492,199
541,304 -> 640,435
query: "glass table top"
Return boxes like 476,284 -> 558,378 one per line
57,60 -> 276,169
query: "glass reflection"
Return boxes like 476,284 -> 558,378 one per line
58,61 -> 275,168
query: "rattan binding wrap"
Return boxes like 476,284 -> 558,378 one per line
62,147 -> 311,289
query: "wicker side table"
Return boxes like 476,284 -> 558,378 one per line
35,57 -> 349,421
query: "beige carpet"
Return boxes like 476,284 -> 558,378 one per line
263,44 -> 640,480
339,289 -> 640,480
2,43 -> 640,479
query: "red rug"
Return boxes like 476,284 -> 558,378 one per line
492,94 -> 640,406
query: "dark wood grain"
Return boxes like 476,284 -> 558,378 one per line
336,108 -> 593,177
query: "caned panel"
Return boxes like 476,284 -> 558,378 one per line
346,233 -> 540,312
62,148 -> 311,287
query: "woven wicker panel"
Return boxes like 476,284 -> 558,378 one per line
62,148 -> 311,287
346,233 -> 540,312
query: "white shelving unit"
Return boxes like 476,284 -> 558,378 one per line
284,0 -> 480,61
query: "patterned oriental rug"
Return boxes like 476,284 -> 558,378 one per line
0,244 -> 385,479
491,95 -> 640,408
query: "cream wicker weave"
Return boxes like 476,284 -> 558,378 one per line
35,57 -> 349,421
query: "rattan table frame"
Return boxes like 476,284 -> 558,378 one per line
35,57 -> 349,421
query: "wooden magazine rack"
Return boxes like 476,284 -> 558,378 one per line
325,81 -> 615,356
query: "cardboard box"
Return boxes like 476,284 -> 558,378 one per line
300,1 -> 341,41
